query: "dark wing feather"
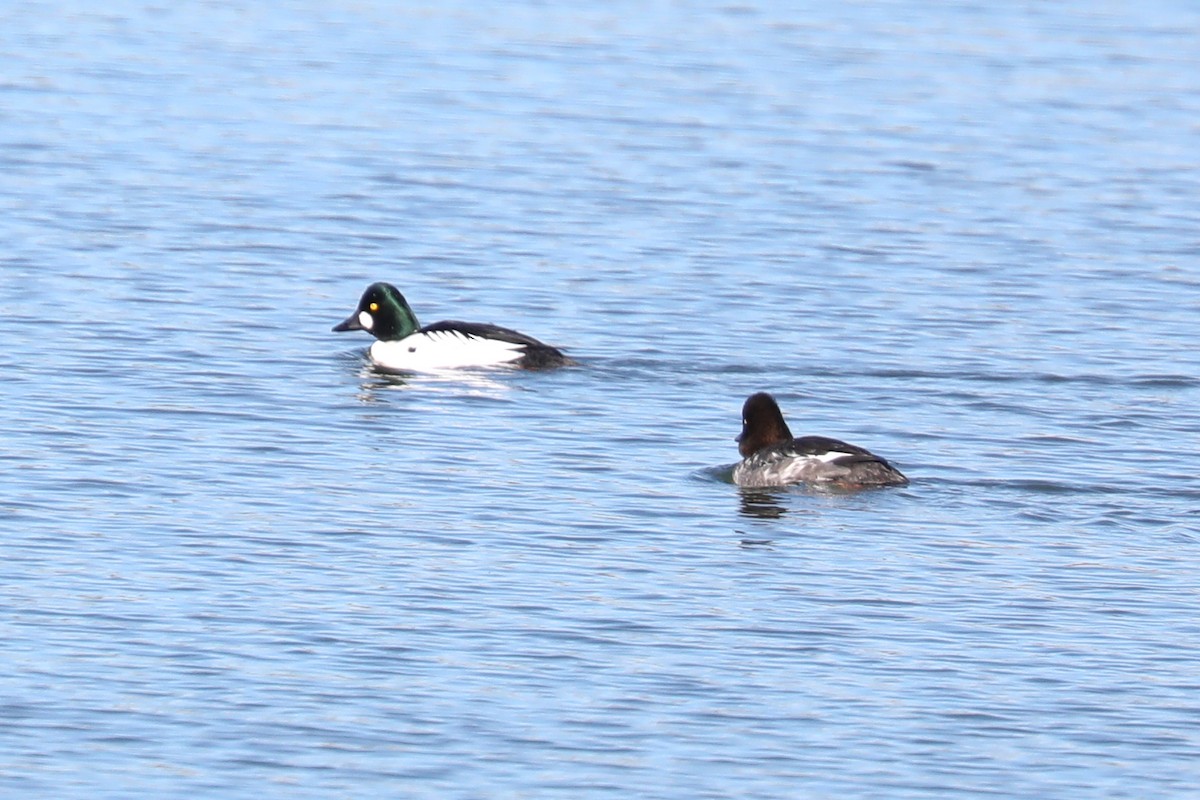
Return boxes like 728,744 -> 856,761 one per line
420,320 -> 542,347
784,436 -> 876,459
420,320 -> 574,369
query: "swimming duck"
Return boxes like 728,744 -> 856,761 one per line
732,392 -> 908,490
332,282 -> 574,371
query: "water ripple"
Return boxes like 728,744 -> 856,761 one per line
5,1 -> 1200,798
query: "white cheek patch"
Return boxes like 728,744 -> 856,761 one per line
358,310 -> 374,330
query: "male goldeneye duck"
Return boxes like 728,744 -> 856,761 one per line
332,282 -> 574,371
732,392 -> 908,490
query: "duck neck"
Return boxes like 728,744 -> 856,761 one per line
375,295 -> 420,340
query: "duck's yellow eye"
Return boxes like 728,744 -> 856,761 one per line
369,302 -> 379,312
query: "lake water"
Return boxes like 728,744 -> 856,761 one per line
3,1 -> 1200,797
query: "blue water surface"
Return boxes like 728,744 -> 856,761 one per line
2,1 -> 1200,798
